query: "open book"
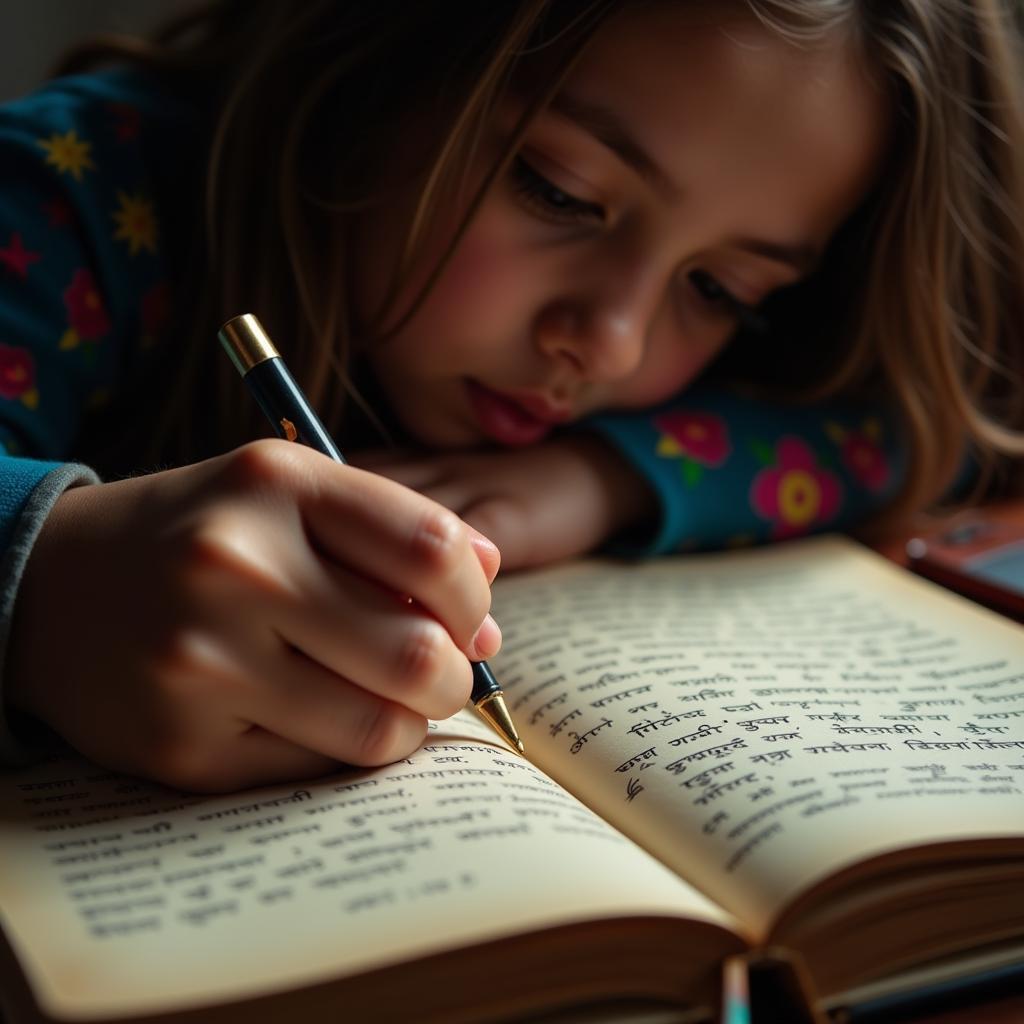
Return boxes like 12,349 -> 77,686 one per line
1,536 -> 1022,1024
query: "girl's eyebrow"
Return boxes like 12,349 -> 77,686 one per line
545,91 -> 820,276
547,91 -> 677,197
731,236 -> 820,275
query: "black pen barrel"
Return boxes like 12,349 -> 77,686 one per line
470,660 -> 501,704
243,357 -> 346,463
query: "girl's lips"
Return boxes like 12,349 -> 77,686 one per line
465,380 -> 563,446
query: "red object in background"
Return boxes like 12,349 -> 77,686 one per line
904,503 -> 1024,622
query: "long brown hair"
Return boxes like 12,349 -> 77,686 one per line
57,0 -> 614,462
55,0 -> 1024,527
741,0 -> 1024,529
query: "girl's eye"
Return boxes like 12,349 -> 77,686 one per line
510,156 -> 605,225
688,269 -> 768,334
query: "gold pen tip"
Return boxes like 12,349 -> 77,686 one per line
474,692 -> 524,755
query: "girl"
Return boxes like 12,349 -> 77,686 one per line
0,1 -> 1021,791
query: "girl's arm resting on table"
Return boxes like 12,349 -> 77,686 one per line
354,433 -> 657,572
365,388 -> 907,568
586,388 -> 908,555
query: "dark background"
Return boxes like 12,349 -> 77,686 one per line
0,1 -> 182,101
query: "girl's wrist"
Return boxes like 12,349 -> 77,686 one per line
560,433 -> 658,540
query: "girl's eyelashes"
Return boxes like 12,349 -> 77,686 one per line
688,269 -> 769,334
510,155 -> 605,225
508,155 -> 771,334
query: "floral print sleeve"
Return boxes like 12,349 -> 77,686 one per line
586,387 -> 906,555
0,71 -> 196,762
0,70 -> 192,548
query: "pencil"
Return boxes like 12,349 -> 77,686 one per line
218,313 -> 524,755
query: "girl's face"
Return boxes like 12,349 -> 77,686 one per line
357,4 -> 890,449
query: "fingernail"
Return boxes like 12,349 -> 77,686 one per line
466,524 -> 498,553
472,614 -> 502,660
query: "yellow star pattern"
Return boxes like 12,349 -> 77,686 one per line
37,131 -> 96,181
112,191 -> 158,255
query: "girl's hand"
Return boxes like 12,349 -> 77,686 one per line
357,435 -> 656,571
6,440 -> 500,792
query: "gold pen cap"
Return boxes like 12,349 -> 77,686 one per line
218,314 -> 280,376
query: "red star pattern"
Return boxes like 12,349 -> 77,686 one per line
43,196 -> 72,227
0,233 -> 42,279
107,102 -> 141,142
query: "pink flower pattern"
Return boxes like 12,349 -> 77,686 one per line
654,410 -> 730,465
750,437 -> 843,537
60,268 -> 110,349
654,410 -> 731,486
0,344 -> 38,408
826,419 -> 890,492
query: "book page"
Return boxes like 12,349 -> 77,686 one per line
0,710 -> 737,1021
488,537 -> 1024,937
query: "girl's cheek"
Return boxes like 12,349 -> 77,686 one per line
419,225 -> 533,327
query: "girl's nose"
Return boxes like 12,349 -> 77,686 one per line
533,282 -> 655,383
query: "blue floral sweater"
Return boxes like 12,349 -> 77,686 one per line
0,70 -> 905,761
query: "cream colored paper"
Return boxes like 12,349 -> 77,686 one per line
489,536 -> 1024,935
4,535 -> 1022,1020
0,711 -> 734,1020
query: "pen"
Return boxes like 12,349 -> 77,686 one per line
218,313 -> 524,755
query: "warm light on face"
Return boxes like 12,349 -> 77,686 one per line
354,5 -> 891,449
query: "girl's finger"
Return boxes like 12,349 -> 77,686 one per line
465,523 -> 501,584
460,496 -> 534,572
299,461 -> 493,651
245,643 -> 431,767
412,485 -> 504,585
273,554 -> 475,718
320,454 -> 502,584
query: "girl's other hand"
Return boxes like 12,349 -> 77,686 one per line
6,441 -> 500,792
357,435 -> 656,571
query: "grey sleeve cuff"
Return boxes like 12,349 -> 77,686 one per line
0,463 -> 100,765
